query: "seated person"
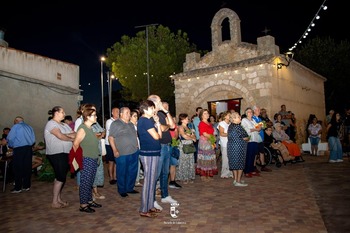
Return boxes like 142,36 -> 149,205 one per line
273,113 -> 288,131
264,126 -> 296,163
308,116 -> 322,156
32,142 -> 45,174
32,155 -> 43,170
272,123 -> 304,162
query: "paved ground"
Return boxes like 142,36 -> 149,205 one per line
1,153 -> 349,233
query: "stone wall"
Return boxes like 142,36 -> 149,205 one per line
172,8 -> 326,145
0,46 -> 81,142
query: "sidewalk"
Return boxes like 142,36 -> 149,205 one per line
1,154 -> 349,233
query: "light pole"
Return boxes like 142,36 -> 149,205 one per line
135,23 -> 158,96
108,72 -> 116,118
100,56 -> 106,129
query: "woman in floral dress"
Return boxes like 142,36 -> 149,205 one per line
196,109 -> 218,182
176,113 -> 196,184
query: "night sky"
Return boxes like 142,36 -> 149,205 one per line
1,0 -> 346,109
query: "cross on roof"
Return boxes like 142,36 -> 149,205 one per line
262,26 -> 271,35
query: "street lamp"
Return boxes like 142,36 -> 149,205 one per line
108,72 -> 116,118
100,56 -> 106,129
135,23 -> 158,96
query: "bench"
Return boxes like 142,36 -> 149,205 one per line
301,138 -> 328,155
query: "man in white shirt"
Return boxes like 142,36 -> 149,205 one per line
105,107 -> 119,184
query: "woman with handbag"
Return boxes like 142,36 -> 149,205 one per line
176,113 -> 196,184
196,109 -> 218,182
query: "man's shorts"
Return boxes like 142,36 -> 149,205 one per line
170,153 -> 179,166
105,145 -> 115,163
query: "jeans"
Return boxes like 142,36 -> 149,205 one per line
328,136 -> 343,160
155,144 -> 171,198
115,151 -> 139,194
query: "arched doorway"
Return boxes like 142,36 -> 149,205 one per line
207,98 -> 242,119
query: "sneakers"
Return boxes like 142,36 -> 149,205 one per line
11,189 -> 22,193
22,188 -> 30,191
154,201 -> 163,211
161,196 -> 178,204
135,182 -> 143,187
169,181 -> 182,189
329,160 -> 337,163
234,182 -> 248,187
336,159 -> 344,162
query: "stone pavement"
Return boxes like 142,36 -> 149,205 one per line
0,154 -> 349,233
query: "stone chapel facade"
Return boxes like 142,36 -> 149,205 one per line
171,8 -> 326,144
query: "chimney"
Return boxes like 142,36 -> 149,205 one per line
0,30 -> 9,47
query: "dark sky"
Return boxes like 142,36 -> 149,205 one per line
1,0 -> 346,108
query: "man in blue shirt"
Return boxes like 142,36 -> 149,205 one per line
193,107 -> 202,168
6,116 -> 36,193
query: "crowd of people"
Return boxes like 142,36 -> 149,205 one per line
1,100 -> 349,218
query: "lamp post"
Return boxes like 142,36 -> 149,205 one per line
135,23 -> 158,96
100,56 -> 106,129
108,72 -> 116,118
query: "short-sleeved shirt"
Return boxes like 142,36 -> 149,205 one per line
252,115 -> 264,141
308,123 -> 322,138
158,112 -> 172,144
241,118 -> 262,143
198,121 -> 214,136
218,121 -> 230,147
109,119 -> 138,156
193,116 -> 201,140
105,117 -> 117,145
78,123 -> 99,159
44,120 -> 73,155
138,116 -> 161,156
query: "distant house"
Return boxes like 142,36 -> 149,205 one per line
0,31 -> 81,142
171,8 -> 326,144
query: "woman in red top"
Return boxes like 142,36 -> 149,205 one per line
196,109 -> 218,181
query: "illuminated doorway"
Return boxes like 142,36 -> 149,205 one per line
207,98 -> 242,119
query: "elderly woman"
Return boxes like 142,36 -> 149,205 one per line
44,106 -> 76,208
227,112 -> 249,186
272,123 -> 304,162
241,107 -> 261,178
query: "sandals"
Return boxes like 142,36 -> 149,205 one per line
51,201 -> 69,209
79,206 -> 95,213
149,208 -> 162,213
140,212 -> 157,218
88,201 -> 102,208
59,201 -> 69,207
51,203 -> 64,209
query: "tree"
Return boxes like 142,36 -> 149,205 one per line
106,25 -> 196,111
295,37 -> 350,112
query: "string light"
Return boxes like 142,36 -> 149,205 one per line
289,0 -> 328,51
